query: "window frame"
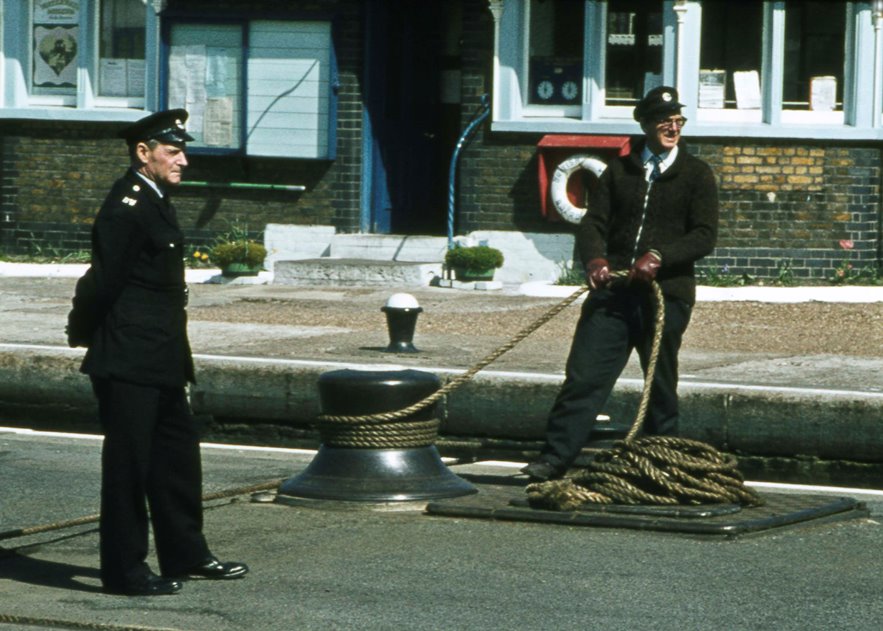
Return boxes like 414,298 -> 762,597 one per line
492,0 -> 883,140
0,0 -> 156,121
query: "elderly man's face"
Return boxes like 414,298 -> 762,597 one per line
135,141 -> 188,188
641,113 -> 686,154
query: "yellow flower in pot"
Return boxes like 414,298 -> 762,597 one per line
210,222 -> 267,277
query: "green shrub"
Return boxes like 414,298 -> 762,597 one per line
210,240 -> 267,269
444,245 -> 504,270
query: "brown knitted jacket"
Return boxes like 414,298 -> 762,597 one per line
576,139 -> 719,305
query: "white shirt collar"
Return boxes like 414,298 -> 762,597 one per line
641,145 -> 678,179
134,170 -> 164,198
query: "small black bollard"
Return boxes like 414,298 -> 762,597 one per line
276,368 -> 476,503
381,293 -> 422,353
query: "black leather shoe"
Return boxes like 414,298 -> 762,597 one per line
104,573 -> 183,596
521,460 -> 565,482
183,556 -> 249,580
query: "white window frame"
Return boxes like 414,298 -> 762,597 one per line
0,0 -> 158,122
492,0 -> 883,140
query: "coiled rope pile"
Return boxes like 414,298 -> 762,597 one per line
318,272 -> 761,509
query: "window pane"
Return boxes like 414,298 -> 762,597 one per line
98,0 -> 146,97
699,1 -> 763,110
168,24 -> 243,151
783,0 -> 845,111
605,0 -> 662,107
32,0 -> 81,95
527,0 -> 584,106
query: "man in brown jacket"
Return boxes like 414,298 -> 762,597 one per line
523,87 -> 719,482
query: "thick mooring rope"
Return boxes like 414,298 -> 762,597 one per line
316,273 -> 761,508
316,282 -> 590,448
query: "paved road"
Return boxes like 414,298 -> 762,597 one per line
2,427 -> 882,631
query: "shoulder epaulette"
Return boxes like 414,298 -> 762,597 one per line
120,183 -> 141,207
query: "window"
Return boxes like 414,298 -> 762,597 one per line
699,1 -> 763,111
165,20 -> 338,159
527,0 -> 584,108
605,0 -> 663,108
1,0 -> 150,115
97,0 -> 146,99
491,0 -> 882,139
783,0 -> 845,112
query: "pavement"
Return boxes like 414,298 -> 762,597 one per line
1,264 -> 883,629
2,427 -> 883,630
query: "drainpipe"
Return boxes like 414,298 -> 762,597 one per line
874,1 -> 883,128
447,94 -> 490,250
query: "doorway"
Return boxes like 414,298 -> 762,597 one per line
364,0 -> 461,235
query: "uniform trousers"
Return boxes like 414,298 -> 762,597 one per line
539,285 -> 692,469
92,377 -> 210,588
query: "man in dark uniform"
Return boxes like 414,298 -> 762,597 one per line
67,109 -> 248,596
522,86 -> 719,482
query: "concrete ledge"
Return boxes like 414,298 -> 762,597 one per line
272,258 -> 442,287
1,345 -> 881,464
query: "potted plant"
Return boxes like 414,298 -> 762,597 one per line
444,244 -> 505,281
210,222 -> 267,277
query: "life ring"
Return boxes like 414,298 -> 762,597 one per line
550,154 -> 607,224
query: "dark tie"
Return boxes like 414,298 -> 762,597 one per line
649,155 -> 662,182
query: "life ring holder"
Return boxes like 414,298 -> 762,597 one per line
549,154 -> 607,224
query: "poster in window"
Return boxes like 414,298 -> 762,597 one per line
33,0 -> 79,89
169,45 -> 208,137
699,70 -> 726,109
810,76 -> 836,112
99,59 -> 128,96
733,70 -> 761,109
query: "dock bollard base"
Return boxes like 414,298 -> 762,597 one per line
277,445 -> 477,503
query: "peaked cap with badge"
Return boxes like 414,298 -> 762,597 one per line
118,108 -> 195,145
633,86 -> 685,122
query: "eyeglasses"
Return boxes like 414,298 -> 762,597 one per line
656,116 -> 688,129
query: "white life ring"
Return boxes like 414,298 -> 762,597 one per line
550,154 -> 608,224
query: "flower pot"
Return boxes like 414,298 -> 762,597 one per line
222,262 -> 262,277
453,267 -> 496,282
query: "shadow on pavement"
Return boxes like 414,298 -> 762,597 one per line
1,545 -> 102,594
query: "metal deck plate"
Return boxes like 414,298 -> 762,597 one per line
425,482 -> 869,538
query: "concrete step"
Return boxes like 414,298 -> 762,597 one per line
273,258 -> 442,287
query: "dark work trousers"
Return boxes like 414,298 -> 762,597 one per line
539,285 -> 692,469
92,377 -> 210,587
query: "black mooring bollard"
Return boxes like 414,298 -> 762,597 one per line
381,293 -> 422,353
277,368 -> 476,503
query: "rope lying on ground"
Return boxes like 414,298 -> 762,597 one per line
0,479 -> 282,542
526,276 -> 763,510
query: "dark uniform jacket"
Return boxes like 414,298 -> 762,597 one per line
577,140 -> 719,305
70,169 -> 194,387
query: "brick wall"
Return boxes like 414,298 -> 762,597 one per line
1,0 -> 880,282
0,0 -> 366,256
693,142 -> 880,280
